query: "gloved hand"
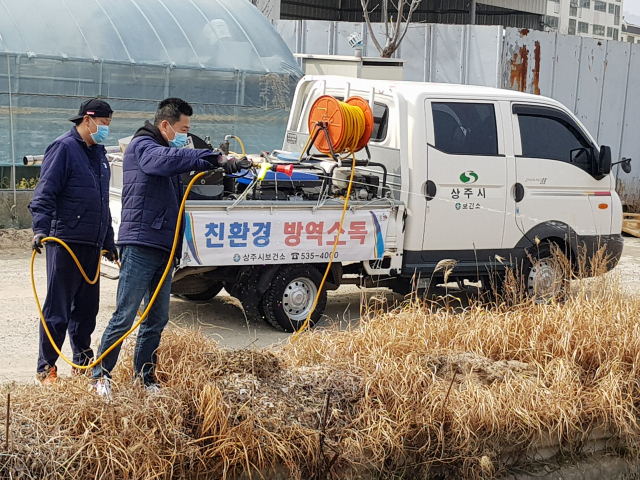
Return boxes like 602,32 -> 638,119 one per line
236,156 -> 252,170
32,233 -> 46,254
102,247 -> 119,262
216,155 -> 252,175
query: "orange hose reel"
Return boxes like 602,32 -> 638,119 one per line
307,95 -> 374,154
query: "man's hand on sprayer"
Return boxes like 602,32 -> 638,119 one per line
236,156 -> 252,170
212,155 -> 253,175
31,234 -> 46,254
102,247 -> 119,263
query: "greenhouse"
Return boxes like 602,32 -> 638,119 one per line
0,0 -> 302,189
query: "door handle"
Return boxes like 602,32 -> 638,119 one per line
514,183 -> 524,203
425,180 -> 437,201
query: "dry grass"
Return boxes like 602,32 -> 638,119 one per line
2,270 -> 640,479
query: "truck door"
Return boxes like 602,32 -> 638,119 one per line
422,100 -> 508,266
503,103 -> 611,250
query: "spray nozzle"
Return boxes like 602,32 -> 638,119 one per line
255,162 -> 295,181
275,164 -> 294,177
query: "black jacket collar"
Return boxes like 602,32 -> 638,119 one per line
133,121 -> 169,147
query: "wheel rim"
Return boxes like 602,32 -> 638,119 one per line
282,277 -> 317,321
527,258 -> 562,302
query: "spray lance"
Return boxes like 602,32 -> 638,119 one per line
255,161 -> 294,181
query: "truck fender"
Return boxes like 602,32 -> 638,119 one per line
515,221 -> 578,260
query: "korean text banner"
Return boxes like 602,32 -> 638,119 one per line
182,209 -> 390,267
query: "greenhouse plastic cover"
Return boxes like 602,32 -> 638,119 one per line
0,0 -> 300,73
0,0 -> 302,169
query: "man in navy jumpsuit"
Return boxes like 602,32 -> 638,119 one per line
30,99 -> 118,385
91,97 -> 250,393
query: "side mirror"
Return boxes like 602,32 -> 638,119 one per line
598,145 -> 612,175
613,157 -> 632,175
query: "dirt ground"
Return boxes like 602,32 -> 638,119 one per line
1,230 -> 640,385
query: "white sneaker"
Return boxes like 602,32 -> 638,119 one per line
145,383 -> 161,394
90,378 -> 112,399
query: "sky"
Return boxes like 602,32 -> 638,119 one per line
625,0 -> 640,24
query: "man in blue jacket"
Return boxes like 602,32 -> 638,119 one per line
91,97 -> 249,393
29,99 -> 118,385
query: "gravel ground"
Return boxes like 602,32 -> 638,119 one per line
1,233 -> 639,385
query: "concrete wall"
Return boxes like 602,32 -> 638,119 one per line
0,190 -> 33,229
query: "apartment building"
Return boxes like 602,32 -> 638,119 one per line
545,0 -> 623,40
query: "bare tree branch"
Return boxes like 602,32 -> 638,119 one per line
360,0 -> 385,56
395,0 -> 422,48
393,0 -> 405,44
360,0 -> 423,58
383,0 -> 388,43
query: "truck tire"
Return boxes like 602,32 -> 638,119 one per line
524,242 -> 569,303
261,265 -> 327,332
182,282 -> 224,301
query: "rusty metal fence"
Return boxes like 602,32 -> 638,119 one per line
274,20 -> 640,204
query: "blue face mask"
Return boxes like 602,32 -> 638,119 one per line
89,118 -> 109,144
168,124 -> 188,149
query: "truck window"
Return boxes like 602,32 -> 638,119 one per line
371,103 -> 389,142
432,103 -> 498,156
517,114 -> 593,172
334,96 -> 389,143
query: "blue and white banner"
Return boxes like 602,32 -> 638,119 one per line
182,209 -> 390,267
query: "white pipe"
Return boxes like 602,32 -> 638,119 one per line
23,155 -> 43,166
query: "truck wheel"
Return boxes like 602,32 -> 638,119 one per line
524,243 -> 569,303
262,265 -> 327,332
182,282 -> 224,301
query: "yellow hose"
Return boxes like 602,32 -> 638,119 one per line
291,153 -> 356,341
334,102 -> 366,154
227,135 -> 246,157
31,171 -> 208,370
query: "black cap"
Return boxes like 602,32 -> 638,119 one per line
68,99 -> 114,122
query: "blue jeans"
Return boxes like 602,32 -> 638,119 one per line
92,245 -> 173,385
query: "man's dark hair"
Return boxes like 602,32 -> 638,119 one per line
154,98 -> 193,126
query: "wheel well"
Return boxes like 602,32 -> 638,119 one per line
529,236 -> 576,268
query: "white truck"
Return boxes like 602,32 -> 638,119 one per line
108,75 -> 625,331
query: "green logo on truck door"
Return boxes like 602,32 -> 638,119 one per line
460,171 -> 478,184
